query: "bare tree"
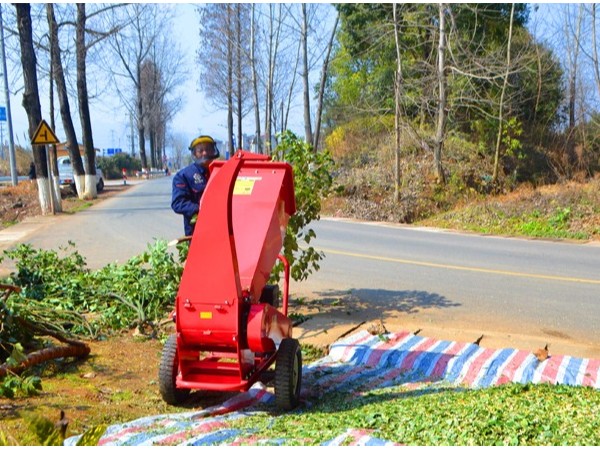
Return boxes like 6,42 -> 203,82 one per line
433,4 -> 447,184
592,5 -> 600,98
47,3 -> 86,198
313,13 -> 339,152
301,4 -> 312,144
280,4 -> 338,149
281,22 -> 301,134
250,4 -> 262,153
196,4 -> 251,154
167,131 -> 188,171
566,4 -> 583,159
226,5 -> 234,154
235,3 -> 243,149
48,53 -> 61,212
141,59 -> 161,167
108,4 -> 175,170
393,4 -> 403,202
74,4 -> 124,198
492,3 -> 515,183
264,4 -> 283,155
15,4 -> 52,213
76,3 -> 97,199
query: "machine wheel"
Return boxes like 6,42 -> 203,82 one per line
158,334 -> 191,405
275,338 -> 302,410
97,178 -> 104,192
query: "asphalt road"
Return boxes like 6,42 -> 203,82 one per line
294,219 -> 600,355
14,178 -> 183,268
2,175 -> 599,356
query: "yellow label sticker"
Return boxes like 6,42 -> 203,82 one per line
233,177 -> 261,195
200,312 -> 212,319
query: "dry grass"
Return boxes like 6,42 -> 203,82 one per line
322,133 -> 600,241
0,182 -> 131,231
0,182 -> 40,228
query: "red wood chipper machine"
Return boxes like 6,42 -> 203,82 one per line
159,150 -> 301,410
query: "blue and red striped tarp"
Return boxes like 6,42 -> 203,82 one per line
64,330 -> 600,446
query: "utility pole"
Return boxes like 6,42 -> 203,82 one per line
0,4 -> 18,185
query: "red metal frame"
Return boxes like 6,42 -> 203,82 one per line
174,151 -> 296,392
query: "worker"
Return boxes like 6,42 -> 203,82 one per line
171,135 -> 220,236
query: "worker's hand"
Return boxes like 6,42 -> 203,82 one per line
190,214 -> 198,225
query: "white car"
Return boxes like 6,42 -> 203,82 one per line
57,156 -> 105,193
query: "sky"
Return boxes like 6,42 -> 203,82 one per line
0,3 -> 314,158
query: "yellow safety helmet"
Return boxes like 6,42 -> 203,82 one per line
188,135 -> 216,150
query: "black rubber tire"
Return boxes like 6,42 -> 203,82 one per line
158,334 -> 191,405
275,338 -> 302,410
97,178 -> 104,192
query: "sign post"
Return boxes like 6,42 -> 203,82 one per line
31,120 -> 60,214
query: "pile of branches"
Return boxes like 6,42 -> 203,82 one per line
0,284 -> 90,377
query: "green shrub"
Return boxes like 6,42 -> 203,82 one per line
1,240 -> 183,336
272,130 -> 334,282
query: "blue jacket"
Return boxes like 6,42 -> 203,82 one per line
171,162 -> 209,236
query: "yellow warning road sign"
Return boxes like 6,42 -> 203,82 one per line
31,119 -> 59,145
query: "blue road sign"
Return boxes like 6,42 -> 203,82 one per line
0,106 -> 6,121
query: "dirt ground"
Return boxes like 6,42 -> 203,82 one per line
0,332 -> 168,444
0,301 -> 377,445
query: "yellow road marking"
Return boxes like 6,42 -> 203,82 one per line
316,247 -> 600,285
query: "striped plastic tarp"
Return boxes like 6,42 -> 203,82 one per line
64,330 -> 600,446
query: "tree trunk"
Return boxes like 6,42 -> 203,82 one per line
301,4 -> 312,144
227,5 -> 234,155
149,130 -> 156,168
593,5 -> 600,97
265,5 -> 275,156
48,47 -> 61,212
250,5 -> 262,154
283,39 -> 301,134
47,4 -> 86,198
264,5 -> 282,156
0,342 -> 90,377
433,4 -> 446,185
313,13 -> 339,152
76,4 -> 98,200
393,5 -> 403,202
492,3 -> 515,184
136,66 -> 147,169
16,4 -> 51,214
565,4 -> 583,173
236,4 -> 242,150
